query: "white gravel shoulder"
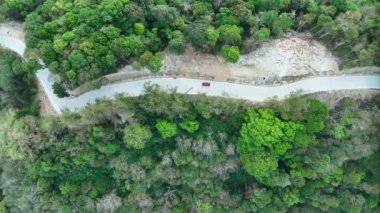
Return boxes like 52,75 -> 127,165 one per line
233,36 -> 339,78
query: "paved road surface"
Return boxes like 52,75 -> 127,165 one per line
1,32 -> 379,113
0,35 -> 25,56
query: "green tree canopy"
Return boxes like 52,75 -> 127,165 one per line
255,27 -> 271,42
237,108 -> 306,184
217,24 -> 241,44
221,45 -> 240,63
179,119 -> 200,133
149,5 -> 179,28
123,124 -> 153,149
184,20 -> 210,49
206,27 -> 219,46
302,99 -> 328,133
238,108 -> 301,155
168,31 -> 186,54
156,119 -> 177,138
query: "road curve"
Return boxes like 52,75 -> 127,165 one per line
1,33 -> 380,113
0,35 -> 25,56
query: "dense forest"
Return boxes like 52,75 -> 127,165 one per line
1,0 -> 379,86
0,0 -> 380,212
0,48 -> 40,115
0,80 -> 379,212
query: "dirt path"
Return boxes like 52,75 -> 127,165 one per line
0,22 -> 25,40
162,46 -> 231,81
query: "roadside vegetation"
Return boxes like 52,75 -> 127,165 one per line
0,85 -> 379,212
0,47 -> 40,115
1,0 -> 379,88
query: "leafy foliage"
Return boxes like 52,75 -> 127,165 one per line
0,86 -> 378,212
123,124 -> 152,149
168,31 -> 186,54
0,48 -> 39,112
52,82 -> 69,98
221,45 -> 240,63
237,108 -> 304,185
179,119 -> 200,133
156,119 -> 177,138
0,0 -> 379,211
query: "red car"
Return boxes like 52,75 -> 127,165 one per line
202,82 -> 211,86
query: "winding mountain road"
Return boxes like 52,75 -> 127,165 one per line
1,31 -> 379,113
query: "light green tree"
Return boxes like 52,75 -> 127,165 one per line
147,52 -> 163,72
123,35 -> 145,57
221,45 -> 240,63
196,200 -> 212,213
240,152 -> 278,178
156,119 -> 177,138
65,70 -> 76,82
282,188 -> 300,206
272,13 -> 294,36
217,24 -> 241,44
134,22 -> 145,35
238,108 -> 300,155
179,119 -> 200,133
251,188 -> 272,209
123,124 -> 152,149
254,27 -> 270,42
237,108 -> 303,184
59,182 -> 77,196
206,26 -> 219,46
